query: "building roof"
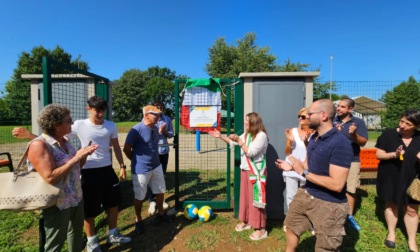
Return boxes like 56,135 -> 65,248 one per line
352,96 -> 386,115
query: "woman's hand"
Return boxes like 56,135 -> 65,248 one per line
228,134 -> 239,142
209,129 -> 221,138
285,128 -> 294,142
395,145 -> 404,160
76,144 -> 98,159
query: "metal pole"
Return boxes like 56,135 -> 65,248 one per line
329,55 -> 333,100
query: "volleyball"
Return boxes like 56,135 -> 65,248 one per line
198,206 -> 213,222
184,204 -> 198,220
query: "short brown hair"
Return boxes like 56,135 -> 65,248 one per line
38,104 -> 71,136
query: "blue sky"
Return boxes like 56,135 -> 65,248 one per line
1,0 -> 419,89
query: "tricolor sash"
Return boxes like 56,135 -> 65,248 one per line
244,133 -> 267,209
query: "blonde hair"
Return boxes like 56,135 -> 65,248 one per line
297,107 -> 308,116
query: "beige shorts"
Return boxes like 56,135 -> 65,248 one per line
346,162 -> 360,194
132,164 -> 166,201
285,189 -> 349,251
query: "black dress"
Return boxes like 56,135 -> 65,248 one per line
375,129 -> 420,206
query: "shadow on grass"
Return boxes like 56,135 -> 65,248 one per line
91,169 -> 228,251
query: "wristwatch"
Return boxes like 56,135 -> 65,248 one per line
120,165 -> 126,169
302,170 -> 309,178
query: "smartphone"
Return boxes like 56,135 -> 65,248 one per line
88,140 -> 92,146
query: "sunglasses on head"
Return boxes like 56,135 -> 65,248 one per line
297,115 -> 307,120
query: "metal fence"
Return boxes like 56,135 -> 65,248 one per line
1,80 -> 407,185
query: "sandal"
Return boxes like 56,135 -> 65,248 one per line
235,223 -> 251,232
250,229 -> 268,241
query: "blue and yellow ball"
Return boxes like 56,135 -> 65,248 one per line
198,206 -> 213,222
184,204 -> 198,220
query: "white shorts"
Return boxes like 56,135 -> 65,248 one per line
132,164 -> 166,201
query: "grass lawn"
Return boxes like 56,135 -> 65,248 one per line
1,170 -> 419,252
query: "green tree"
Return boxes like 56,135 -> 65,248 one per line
205,32 -> 317,111
206,32 -> 279,79
2,45 -> 88,122
380,76 -> 420,129
313,81 -> 342,101
112,66 -> 181,121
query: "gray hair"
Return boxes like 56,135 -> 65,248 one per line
38,104 -> 71,136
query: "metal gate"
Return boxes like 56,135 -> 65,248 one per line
174,78 -> 243,212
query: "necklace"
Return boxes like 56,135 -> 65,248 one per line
402,137 -> 412,146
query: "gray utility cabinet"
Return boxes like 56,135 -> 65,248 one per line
239,72 -> 319,219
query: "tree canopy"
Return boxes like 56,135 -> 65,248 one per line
112,66 -> 182,121
1,45 -> 88,123
380,76 -> 420,129
205,32 -> 312,79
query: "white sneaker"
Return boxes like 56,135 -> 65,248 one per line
106,230 -> 132,245
163,201 -> 169,210
86,236 -> 102,252
148,201 -> 157,216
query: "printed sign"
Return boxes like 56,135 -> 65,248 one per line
189,106 -> 217,127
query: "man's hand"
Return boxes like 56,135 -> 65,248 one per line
159,122 -> 167,135
349,123 -> 357,135
275,159 -> 293,171
12,127 -> 33,139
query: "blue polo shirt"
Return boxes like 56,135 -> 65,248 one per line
125,122 -> 161,174
333,115 -> 368,162
306,127 -> 353,203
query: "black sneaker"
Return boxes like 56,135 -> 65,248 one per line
135,221 -> 145,234
157,213 -> 173,223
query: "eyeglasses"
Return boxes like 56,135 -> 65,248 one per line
297,115 -> 307,120
307,111 -> 323,116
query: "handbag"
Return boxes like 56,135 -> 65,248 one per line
0,146 -> 61,211
407,176 -> 420,202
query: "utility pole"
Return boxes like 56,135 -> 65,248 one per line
329,55 -> 334,100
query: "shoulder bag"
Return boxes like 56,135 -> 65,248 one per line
0,145 -> 61,211
407,175 -> 420,202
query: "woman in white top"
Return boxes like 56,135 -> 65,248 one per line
283,107 -> 312,208
209,112 -> 269,241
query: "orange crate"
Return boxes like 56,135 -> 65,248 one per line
360,148 -> 379,170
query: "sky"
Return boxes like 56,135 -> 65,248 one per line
1,0 -> 419,90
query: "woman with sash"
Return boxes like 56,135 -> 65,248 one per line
209,112 -> 269,240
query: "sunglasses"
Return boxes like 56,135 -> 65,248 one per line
297,115 -> 307,120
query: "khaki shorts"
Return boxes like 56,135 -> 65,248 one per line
346,162 -> 360,194
132,165 -> 166,201
284,189 -> 349,251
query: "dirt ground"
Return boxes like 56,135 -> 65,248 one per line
103,197 -> 288,252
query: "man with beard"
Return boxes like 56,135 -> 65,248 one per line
276,99 -> 353,251
334,98 -> 368,231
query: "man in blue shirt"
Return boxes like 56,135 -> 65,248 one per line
123,105 -> 173,235
276,99 -> 353,251
334,98 -> 368,231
